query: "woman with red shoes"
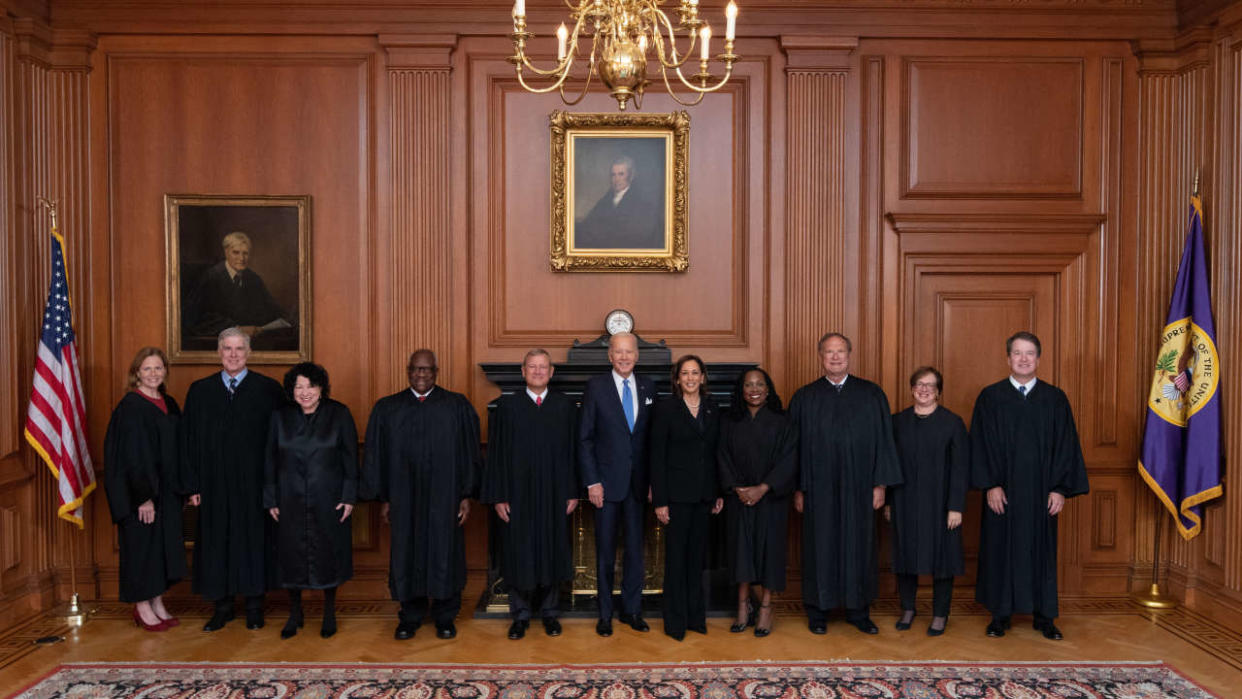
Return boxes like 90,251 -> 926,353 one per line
103,347 -> 187,631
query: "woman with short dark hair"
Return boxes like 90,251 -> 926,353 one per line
103,347 -> 186,631
264,362 -> 358,638
887,366 -> 969,636
717,367 -> 797,637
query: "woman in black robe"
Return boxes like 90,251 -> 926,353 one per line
887,366 -> 969,636
649,355 -> 723,641
264,362 -> 358,639
103,347 -> 186,631
718,368 -> 796,637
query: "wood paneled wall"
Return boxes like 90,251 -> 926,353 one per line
2,0 -> 1239,630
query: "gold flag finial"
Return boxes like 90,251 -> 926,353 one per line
36,197 -> 59,232
1192,171 -> 1200,198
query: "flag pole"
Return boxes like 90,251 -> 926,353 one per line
36,197 -> 92,627
1132,170 -> 1200,611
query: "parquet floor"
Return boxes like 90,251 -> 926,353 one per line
3,586 -> 1240,697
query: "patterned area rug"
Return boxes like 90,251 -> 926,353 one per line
10,660 -> 1219,699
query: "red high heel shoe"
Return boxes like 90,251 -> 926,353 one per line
156,615 -> 180,627
133,607 -> 169,632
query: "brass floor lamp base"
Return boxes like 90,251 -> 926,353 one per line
1132,583 -> 1178,609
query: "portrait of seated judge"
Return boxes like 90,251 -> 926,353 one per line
173,200 -> 305,355
571,137 -> 668,251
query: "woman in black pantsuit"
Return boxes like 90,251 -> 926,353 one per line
887,366 -> 969,636
649,354 -> 723,641
103,347 -> 187,632
264,362 -> 358,639
718,367 -> 797,637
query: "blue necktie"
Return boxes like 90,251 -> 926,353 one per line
622,378 -> 635,432
1019,384 -> 1027,397
228,377 -> 238,401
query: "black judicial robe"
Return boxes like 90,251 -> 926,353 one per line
181,371 -> 285,600
480,391 -> 577,592
717,406 -> 798,590
103,392 -> 187,603
889,406 -> 969,578
789,377 -> 903,611
970,379 -> 1089,618
263,399 -> 358,590
361,387 -> 480,601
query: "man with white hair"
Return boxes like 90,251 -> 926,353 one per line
184,231 -> 292,349
181,327 -> 286,631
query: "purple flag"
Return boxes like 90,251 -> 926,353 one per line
1138,196 -> 1223,539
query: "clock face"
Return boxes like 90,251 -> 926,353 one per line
606,309 -> 634,335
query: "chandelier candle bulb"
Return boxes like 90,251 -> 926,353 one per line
557,24 -> 568,60
700,26 -> 711,60
514,0 -> 525,18
725,2 -> 737,40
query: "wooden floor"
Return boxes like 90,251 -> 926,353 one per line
3,588 -> 1241,697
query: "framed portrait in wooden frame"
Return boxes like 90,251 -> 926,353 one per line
164,194 -> 312,363
550,110 -> 689,272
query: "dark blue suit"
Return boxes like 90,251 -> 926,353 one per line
578,372 -> 655,619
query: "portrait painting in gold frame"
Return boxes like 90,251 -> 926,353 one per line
550,110 -> 689,272
164,194 -> 312,363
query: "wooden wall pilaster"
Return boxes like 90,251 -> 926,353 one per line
780,37 -> 859,391
380,35 -> 463,392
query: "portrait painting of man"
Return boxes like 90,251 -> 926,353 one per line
571,137 -> 668,252
549,111 -> 689,272
166,195 -> 311,362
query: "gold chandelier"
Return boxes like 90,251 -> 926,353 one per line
510,0 -> 739,111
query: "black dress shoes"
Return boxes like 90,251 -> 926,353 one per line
596,619 -> 613,636
985,616 -> 1011,637
394,620 -> 419,640
618,613 -> 649,632
543,617 -> 562,636
245,610 -> 265,630
202,609 -> 235,632
320,616 -> 337,639
808,622 -> 827,635
926,617 -> 947,637
666,629 -> 685,642
508,619 -> 529,640
280,612 -> 303,639
688,623 -> 707,635
849,617 -> 879,635
1033,619 -> 1063,640
435,622 -> 457,639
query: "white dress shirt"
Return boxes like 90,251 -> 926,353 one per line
612,370 -> 639,418
1009,376 -> 1038,394
526,387 -> 548,404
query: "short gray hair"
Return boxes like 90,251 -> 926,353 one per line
217,326 -> 252,351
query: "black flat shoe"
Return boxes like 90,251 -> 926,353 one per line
985,618 -> 1008,637
808,622 -> 827,635
394,620 -> 419,640
320,617 -> 337,638
245,610 -> 265,630
665,629 -> 685,642
202,609 -> 235,632
618,613 -> 649,632
435,622 -> 457,639
596,619 -> 613,637
895,611 -> 915,631
849,617 -> 879,634
508,619 -> 528,640
543,617 -> 562,636
280,613 -> 303,639
1034,620 -> 1063,640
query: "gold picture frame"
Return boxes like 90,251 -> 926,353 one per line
550,110 -> 690,272
164,194 -> 312,363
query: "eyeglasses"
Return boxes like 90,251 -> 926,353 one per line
913,382 -> 938,389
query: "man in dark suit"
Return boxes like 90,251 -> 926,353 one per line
574,156 -> 663,250
184,231 -> 295,352
578,332 -> 655,636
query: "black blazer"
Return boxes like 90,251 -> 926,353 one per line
577,372 -> 656,502
649,396 -> 720,506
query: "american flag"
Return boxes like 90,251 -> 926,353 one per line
23,230 -> 95,528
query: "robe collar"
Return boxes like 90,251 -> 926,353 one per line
1008,375 -> 1038,394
